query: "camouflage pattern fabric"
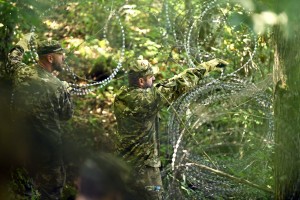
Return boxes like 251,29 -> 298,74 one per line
114,66 -> 209,169
6,47 -> 26,79
128,56 -> 154,77
114,64 -> 217,199
10,47 -> 73,148
37,40 -> 65,55
7,46 -> 73,199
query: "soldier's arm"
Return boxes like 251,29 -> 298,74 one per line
155,59 -> 228,105
154,67 -> 205,105
198,58 -> 228,74
6,33 -> 35,78
6,46 -> 25,78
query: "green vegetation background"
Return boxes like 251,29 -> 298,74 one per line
0,0 -> 275,199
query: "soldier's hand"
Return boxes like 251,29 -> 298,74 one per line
199,58 -> 229,72
16,32 -> 36,51
206,58 -> 228,68
216,59 -> 228,68
62,81 -> 73,93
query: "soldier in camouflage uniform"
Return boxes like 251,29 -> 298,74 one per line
113,56 -> 228,199
7,33 -> 73,199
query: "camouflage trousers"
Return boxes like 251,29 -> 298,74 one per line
137,166 -> 163,200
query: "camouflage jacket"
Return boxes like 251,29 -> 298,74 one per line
114,67 -> 208,168
7,46 -> 73,149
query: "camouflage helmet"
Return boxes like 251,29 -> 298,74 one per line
37,40 -> 64,55
128,55 -> 154,77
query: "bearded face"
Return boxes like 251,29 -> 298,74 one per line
51,53 -> 65,72
142,75 -> 155,89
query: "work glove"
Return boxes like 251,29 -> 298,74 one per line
199,58 -> 229,72
16,32 -> 36,51
62,81 -> 73,93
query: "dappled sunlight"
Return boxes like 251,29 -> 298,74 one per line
43,19 -> 64,30
4,0 -> 300,199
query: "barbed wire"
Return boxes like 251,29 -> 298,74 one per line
27,0 -> 126,95
165,74 -> 273,199
19,0 -> 274,198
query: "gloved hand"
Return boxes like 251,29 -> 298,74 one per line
62,81 -> 73,93
199,58 -> 229,72
16,32 -> 36,51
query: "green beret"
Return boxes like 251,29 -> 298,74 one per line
37,40 -> 64,55
128,56 -> 154,77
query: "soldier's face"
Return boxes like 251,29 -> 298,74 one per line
52,53 -> 65,72
143,75 -> 155,88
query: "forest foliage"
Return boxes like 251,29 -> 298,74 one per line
0,0 -> 279,199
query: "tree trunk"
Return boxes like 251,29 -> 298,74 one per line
273,10 -> 300,200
